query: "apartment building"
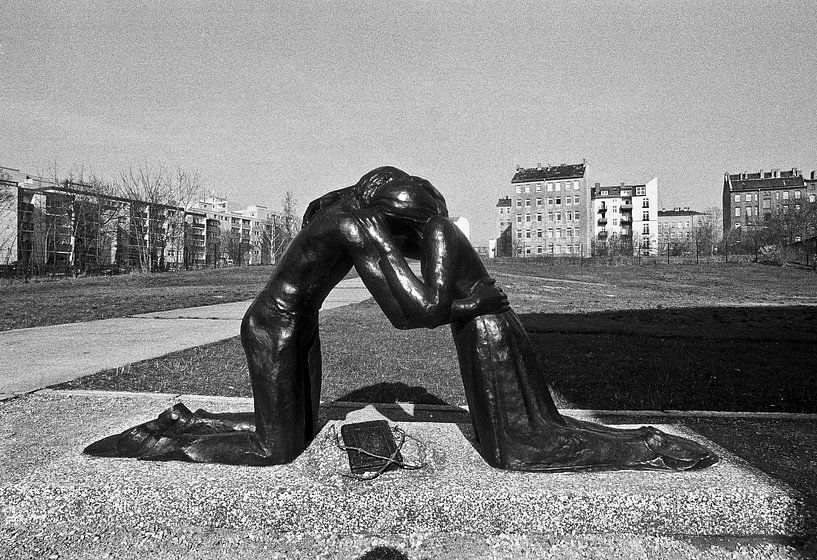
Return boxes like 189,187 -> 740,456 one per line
722,168 -> 815,236
498,162 -> 591,257
185,195 -> 276,267
591,178 -> 658,255
1,168 -> 183,273
657,207 -> 707,247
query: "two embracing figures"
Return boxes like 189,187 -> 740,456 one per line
87,167 -> 716,472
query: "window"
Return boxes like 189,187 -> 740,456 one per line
548,243 -> 554,254
566,211 -> 572,220
642,198 -> 650,208
734,207 -> 741,217
548,213 -> 554,221
636,186 -> 646,196
536,198 -> 542,206
574,212 -> 579,221
556,212 -> 562,221
555,245 -> 561,254
536,213 -> 542,221
566,227 -> 573,237
516,200 -> 522,207
547,227 -> 554,238
517,231 -> 522,238
810,194 -> 815,203
525,199 -> 531,207
547,183 -> 553,192
642,211 -> 650,220
574,195 -> 580,204
612,219 -> 617,226
600,190 -> 608,196
734,194 -> 740,203
685,221 -> 690,227
516,215 -> 521,223
516,185 -> 522,194
642,224 -> 650,234
526,231 -> 531,238
555,182 -> 561,191
745,207 -> 752,217
547,198 -> 554,206
746,193 -> 753,202
574,181 -> 580,191
783,191 -> 789,200
555,197 -> 562,205
537,246 -> 543,254
524,185 -> 531,193
525,214 -> 531,222
525,247 -> 531,254
535,184 -> 542,192
795,190 -> 801,199
763,198 -> 771,209
537,230 -> 543,238
556,228 -> 562,238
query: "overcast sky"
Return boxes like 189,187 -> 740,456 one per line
3,1 -> 816,244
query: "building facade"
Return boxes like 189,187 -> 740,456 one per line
185,195 -> 277,267
1,166 -> 281,273
657,207 -> 707,250
722,168 -> 814,236
498,162 -> 591,257
1,168 -> 184,273
590,178 -> 658,255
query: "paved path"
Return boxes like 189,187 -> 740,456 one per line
0,277 -> 371,398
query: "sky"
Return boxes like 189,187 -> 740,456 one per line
2,1 -> 816,245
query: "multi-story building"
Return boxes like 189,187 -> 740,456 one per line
185,195 -> 277,267
657,207 -> 707,248
722,168 -> 813,236
498,162 -> 591,257
1,166 -> 281,273
591,178 -> 658,255
1,167 -> 183,273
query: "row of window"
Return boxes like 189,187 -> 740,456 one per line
658,220 -> 695,229
659,232 -> 692,239
598,186 -> 647,197
735,202 -> 809,217
522,243 -> 584,255
515,180 -> 583,194
734,191 -> 807,203
517,227 -> 580,239
598,198 -> 650,210
515,195 -> 581,207
514,211 -> 581,223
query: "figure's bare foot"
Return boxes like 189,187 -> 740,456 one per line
504,423 -> 717,472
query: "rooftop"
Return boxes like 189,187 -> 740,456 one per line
658,208 -> 705,217
591,184 -> 644,199
496,196 -> 512,207
511,162 -> 586,183
726,168 -> 806,191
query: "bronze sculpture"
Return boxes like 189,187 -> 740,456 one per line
86,167 -> 717,471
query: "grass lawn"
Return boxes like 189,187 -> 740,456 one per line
1,266 -> 348,331
55,261 -> 817,413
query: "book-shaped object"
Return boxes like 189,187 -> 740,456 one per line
340,420 -> 402,474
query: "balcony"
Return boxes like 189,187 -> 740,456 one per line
620,202 -> 633,211
597,206 -> 607,214
597,230 -> 608,239
598,218 -> 607,226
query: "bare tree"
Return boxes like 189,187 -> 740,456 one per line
763,202 -> 815,265
271,190 -> 299,261
0,169 -> 16,267
117,163 -> 201,272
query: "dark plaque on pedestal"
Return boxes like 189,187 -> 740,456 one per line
341,420 -> 402,474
